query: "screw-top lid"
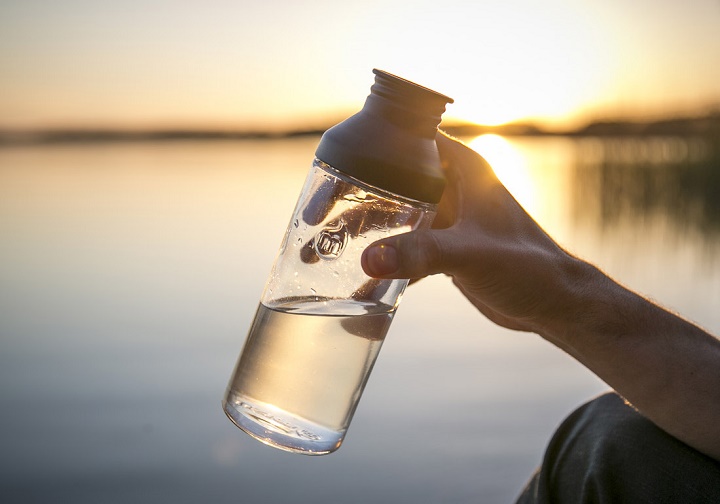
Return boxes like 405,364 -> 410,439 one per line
315,69 -> 453,204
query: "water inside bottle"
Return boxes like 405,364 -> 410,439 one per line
223,297 -> 394,454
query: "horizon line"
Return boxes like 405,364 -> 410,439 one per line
1,111 -> 718,146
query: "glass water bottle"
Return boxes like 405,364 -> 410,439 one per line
223,69 -> 453,455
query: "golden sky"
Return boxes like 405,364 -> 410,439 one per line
1,0 -> 719,130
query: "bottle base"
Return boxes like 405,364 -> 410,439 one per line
222,393 -> 344,455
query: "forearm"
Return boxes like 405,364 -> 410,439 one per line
542,259 -> 720,461
364,134 -> 720,458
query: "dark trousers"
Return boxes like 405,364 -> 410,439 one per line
516,392 -> 720,503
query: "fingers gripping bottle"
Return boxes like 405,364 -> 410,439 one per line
223,69 -> 453,454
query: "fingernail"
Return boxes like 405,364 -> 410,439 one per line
366,244 -> 399,276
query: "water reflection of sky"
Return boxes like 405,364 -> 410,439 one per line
468,135 -> 575,238
469,133 -> 720,241
572,136 -> 720,234
467,133 -> 720,330
0,137 -> 718,503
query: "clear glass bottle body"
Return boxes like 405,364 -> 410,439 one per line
223,159 -> 436,454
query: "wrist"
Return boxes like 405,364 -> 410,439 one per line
536,256 -> 631,354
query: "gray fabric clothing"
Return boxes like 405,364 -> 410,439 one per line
516,392 -> 720,503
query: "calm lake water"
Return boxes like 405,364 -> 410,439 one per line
1,135 -> 719,503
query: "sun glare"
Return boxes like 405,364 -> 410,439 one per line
370,1 -> 615,129
467,135 -> 537,214
1,0 -> 717,131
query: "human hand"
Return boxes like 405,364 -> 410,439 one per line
361,132 -> 592,337
360,132 -> 720,461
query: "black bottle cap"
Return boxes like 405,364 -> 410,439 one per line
315,69 -> 453,204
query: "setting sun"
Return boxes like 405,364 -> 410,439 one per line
1,0 -> 718,131
408,1 -> 614,127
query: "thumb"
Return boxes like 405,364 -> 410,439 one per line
361,229 -> 448,280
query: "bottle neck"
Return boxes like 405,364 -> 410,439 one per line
367,69 -> 453,137
361,94 -> 440,138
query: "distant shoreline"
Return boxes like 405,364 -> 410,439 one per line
1,113 -> 718,146
443,112 -> 720,139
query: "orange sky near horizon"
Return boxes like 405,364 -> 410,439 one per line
0,0 -> 719,131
